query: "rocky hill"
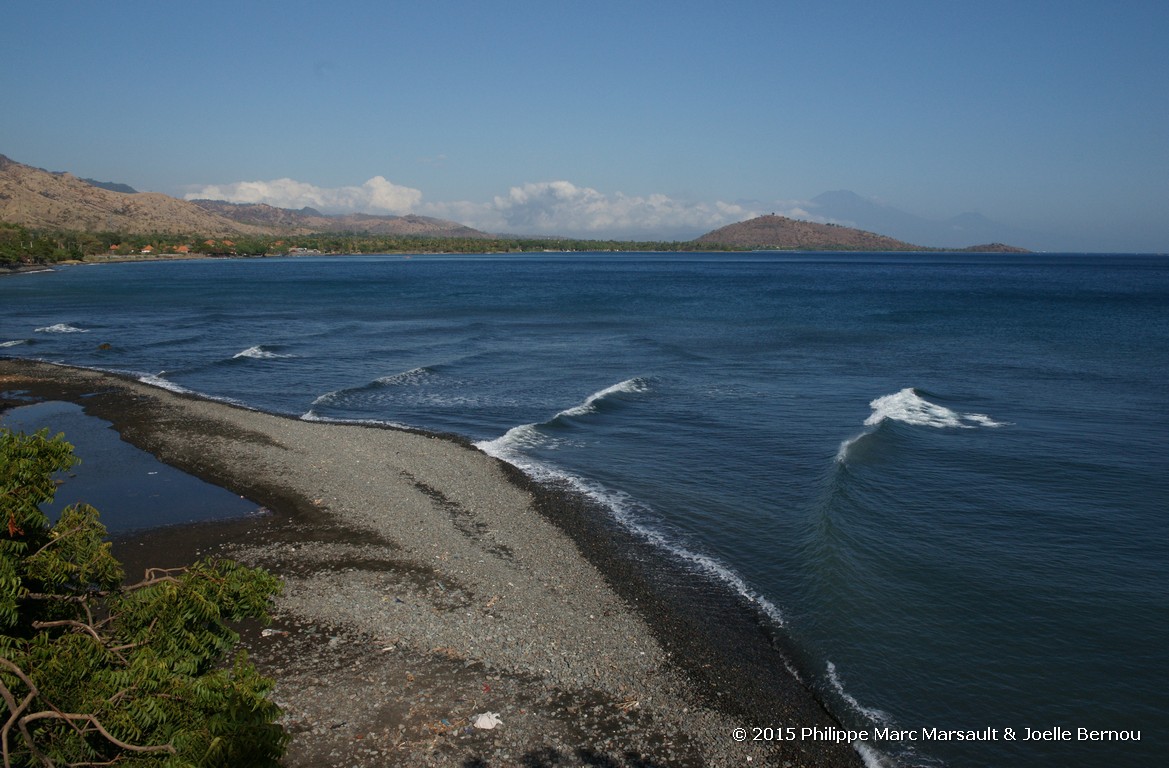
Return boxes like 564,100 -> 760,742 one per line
694,214 -> 926,250
0,155 -> 272,236
0,154 -> 488,238
189,200 -> 492,238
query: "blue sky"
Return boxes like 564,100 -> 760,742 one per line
4,0 -> 1167,250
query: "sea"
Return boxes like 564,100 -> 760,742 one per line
2,252 -> 1167,767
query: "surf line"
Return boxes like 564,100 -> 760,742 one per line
476,377 -> 787,630
476,377 -> 650,458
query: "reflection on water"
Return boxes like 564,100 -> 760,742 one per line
0,400 -> 260,534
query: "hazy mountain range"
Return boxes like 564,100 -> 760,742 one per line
802,190 -> 1045,251
2,153 -> 1029,251
0,155 -> 490,239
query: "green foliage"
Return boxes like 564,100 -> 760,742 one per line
1,219 -> 759,265
0,224 -> 95,265
0,427 -> 286,766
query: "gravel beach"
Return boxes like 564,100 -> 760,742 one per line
1,359 -> 863,767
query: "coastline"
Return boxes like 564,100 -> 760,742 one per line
1,358 -> 861,767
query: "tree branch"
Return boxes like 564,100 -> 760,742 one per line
25,521 -> 87,560
0,657 -> 49,768
0,657 -> 176,765
29,620 -> 103,647
21,711 -> 176,757
29,620 -> 128,665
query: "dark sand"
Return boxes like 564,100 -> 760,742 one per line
1,359 -> 863,767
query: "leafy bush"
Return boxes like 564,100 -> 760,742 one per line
0,427 -> 286,766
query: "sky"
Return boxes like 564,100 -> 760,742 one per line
4,0 -> 1168,251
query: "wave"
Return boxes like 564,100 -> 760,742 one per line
373,366 -> 435,387
476,377 -> 650,457
826,661 -> 894,725
0,339 -> 28,348
311,366 -> 436,407
476,378 -> 786,630
135,371 -> 254,410
232,345 -> 295,360
835,431 -> 870,463
481,440 -> 789,629
826,664 -> 931,768
299,409 -> 414,430
854,742 -> 900,768
837,388 -> 1007,464
559,377 -> 650,418
137,372 -> 197,395
865,388 -> 1007,429
35,323 -> 87,334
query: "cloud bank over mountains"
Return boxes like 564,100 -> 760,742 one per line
185,176 -> 769,238
476,181 -> 760,238
186,177 -> 423,216
185,175 -> 1045,247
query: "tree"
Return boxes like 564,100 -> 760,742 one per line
0,427 -> 286,767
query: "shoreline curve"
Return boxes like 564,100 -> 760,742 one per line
1,358 -> 861,767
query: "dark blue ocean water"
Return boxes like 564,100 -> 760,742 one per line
3,253 -> 1167,767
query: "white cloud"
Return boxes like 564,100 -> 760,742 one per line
423,180 -> 758,238
186,175 -> 770,238
185,176 -> 422,215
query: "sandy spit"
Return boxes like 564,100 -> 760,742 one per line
0,359 -> 862,767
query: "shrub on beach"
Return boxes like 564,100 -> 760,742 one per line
0,426 -> 286,767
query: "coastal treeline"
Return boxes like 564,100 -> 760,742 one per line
2,221 -> 745,266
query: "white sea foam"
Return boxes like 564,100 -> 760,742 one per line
134,372 -> 251,408
826,661 -> 893,725
312,367 -> 436,407
854,742 -> 899,768
864,388 -> 1007,429
565,465 -> 788,628
476,378 -> 650,458
0,339 -> 27,348
838,389 -> 1008,464
835,432 -> 867,462
35,323 -> 87,334
374,366 -> 433,386
233,345 -> 294,360
137,373 -> 195,395
310,390 -> 338,406
558,377 -> 649,418
478,423 -> 548,454
476,424 -> 788,630
299,409 -> 413,430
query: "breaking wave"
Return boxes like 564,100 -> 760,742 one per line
475,377 -> 785,629
558,377 -> 650,417
35,323 -> 87,334
865,388 -> 1007,429
136,371 -> 252,409
232,345 -> 295,360
137,372 -> 196,395
476,377 -> 650,457
311,366 -> 436,407
837,388 -> 1007,463
826,661 -> 894,725
0,339 -> 28,348
299,409 -> 414,430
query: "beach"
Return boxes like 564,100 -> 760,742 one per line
1,359 -> 861,767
